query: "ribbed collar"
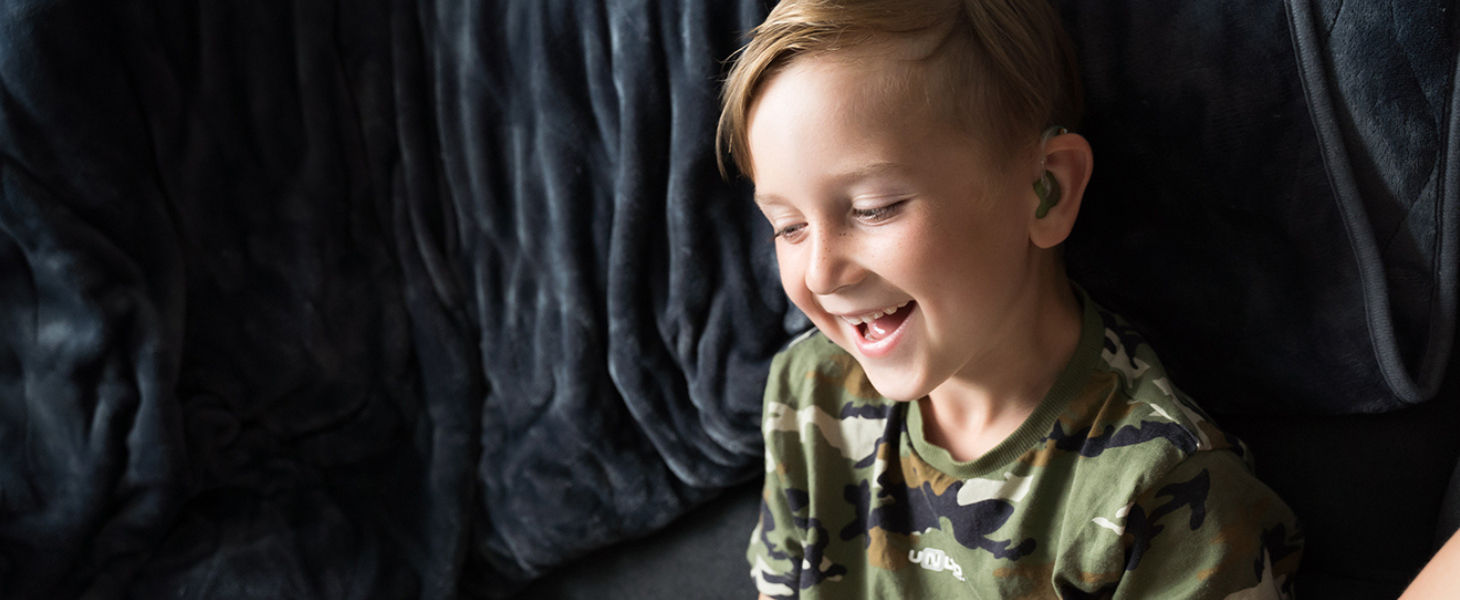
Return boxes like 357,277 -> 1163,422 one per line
906,285 -> 1104,480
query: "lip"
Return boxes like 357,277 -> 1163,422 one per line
848,301 -> 916,358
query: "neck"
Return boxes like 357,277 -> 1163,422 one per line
920,270 -> 1083,461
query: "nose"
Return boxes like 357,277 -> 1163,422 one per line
804,227 -> 865,295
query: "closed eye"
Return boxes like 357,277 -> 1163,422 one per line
852,200 -> 907,222
772,223 -> 806,242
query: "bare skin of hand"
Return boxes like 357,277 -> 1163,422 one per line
1399,530 -> 1460,600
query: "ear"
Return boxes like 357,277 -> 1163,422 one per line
1028,132 -> 1093,249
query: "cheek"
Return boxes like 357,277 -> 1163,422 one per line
774,248 -> 803,298
776,249 -> 824,319
873,226 -> 940,274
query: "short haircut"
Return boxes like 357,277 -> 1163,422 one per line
717,0 -> 1082,179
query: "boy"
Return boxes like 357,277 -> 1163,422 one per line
717,0 -> 1304,598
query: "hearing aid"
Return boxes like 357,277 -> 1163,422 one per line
1034,126 -> 1068,219
1034,171 -> 1061,219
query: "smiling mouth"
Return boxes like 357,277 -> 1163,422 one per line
843,301 -> 916,343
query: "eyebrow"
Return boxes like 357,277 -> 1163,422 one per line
752,191 -> 785,206
841,161 -> 909,181
753,162 -> 911,206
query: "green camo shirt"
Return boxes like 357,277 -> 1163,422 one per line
748,294 -> 1303,599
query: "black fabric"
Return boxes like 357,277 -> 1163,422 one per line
1,2 -> 792,598
513,478 -> 761,600
1440,457 -> 1460,550
1219,367 -> 1460,598
0,1 -> 1455,598
1290,0 -> 1459,408
1061,0 -> 1459,414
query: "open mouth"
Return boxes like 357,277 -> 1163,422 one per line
850,301 -> 916,343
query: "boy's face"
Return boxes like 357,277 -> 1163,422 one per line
748,54 -> 1049,402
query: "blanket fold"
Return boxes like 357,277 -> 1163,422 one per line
0,0 -> 1453,597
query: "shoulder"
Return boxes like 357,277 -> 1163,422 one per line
765,329 -> 888,412
1052,306 -> 1301,595
1075,302 -> 1294,522
766,327 -> 838,391
1042,302 -> 1254,508
1115,440 -> 1303,597
1088,304 -> 1246,461
762,330 -> 896,465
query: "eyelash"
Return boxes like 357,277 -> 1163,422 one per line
772,223 -> 805,241
770,200 -> 908,242
852,200 -> 906,222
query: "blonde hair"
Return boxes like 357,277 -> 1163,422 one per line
717,0 -> 1081,179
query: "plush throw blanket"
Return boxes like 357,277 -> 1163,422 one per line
0,0 -> 1452,598
1063,0 -> 1458,415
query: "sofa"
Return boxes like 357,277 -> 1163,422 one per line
0,0 -> 1455,598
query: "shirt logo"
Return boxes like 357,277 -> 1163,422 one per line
908,548 -> 965,582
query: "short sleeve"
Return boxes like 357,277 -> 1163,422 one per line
747,352 -> 808,599
1111,449 -> 1303,599
748,465 -> 805,599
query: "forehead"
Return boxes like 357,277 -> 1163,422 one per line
746,53 -> 989,195
754,50 -> 933,135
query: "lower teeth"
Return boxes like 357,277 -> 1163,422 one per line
861,323 -> 879,342
861,303 -> 911,342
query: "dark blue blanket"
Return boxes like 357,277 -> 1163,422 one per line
0,0 -> 1453,597
1064,0 -> 1458,416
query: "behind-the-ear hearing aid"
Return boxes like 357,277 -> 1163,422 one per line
1034,126 -> 1068,219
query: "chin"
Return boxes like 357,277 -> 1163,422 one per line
813,321 -> 934,402
860,368 -> 932,403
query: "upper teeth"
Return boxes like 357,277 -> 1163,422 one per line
841,301 -> 910,325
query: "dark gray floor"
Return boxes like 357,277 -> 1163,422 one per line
514,480 -> 763,599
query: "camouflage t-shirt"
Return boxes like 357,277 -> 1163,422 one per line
748,294 -> 1303,599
